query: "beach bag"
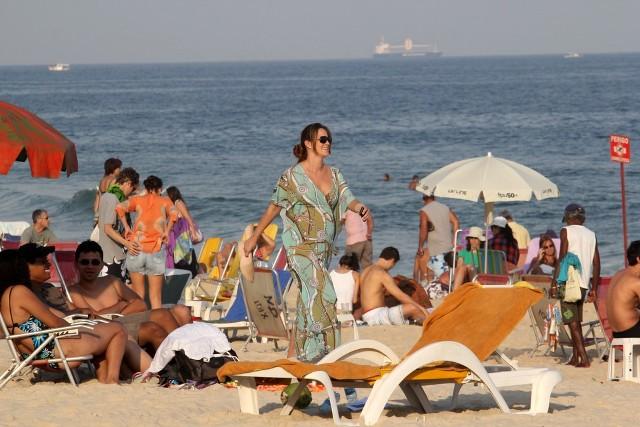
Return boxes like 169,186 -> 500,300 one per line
159,349 -> 238,385
563,265 -> 583,303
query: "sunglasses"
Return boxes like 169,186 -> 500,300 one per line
542,245 -> 554,249
316,136 -> 332,144
79,259 -> 102,266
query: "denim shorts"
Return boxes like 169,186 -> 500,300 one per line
126,248 -> 166,276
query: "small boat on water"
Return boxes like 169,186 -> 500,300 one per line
563,53 -> 582,59
48,63 -> 70,72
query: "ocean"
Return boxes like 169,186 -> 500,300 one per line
1,54 -> 640,276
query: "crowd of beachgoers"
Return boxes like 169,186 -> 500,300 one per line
1,123 -> 639,426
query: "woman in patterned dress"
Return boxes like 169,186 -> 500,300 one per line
244,123 -> 370,362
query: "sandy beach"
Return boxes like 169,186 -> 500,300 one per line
0,303 -> 634,427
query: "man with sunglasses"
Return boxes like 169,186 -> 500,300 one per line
20,209 -> 57,246
69,240 -> 192,349
97,167 -> 142,280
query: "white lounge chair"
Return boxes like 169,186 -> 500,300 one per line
218,284 -> 562,425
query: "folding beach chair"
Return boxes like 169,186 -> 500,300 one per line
476,249 -> 508,274
197,236 -> 223,274
48,241 -> 80,303
473,273 -> 512,286
0,311 -> 96,389
270,246 -> 288,271
523,274 -> 606,359
218,284 -> 562,426
241,268 -> 289,350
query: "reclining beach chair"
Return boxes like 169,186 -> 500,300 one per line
48,241 -> 80,303
0,311 -> 96,389
477,249 -> 508,274
218,283 -> 562,426
197,236 -> 223,275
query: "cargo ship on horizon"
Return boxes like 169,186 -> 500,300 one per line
373,37 -> 442,59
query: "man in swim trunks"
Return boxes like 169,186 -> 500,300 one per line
607,241 -> 640,338
69,241 -> 192,349
360,247 -> 430,326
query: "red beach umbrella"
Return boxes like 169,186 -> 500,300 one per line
0,100 -> 78,178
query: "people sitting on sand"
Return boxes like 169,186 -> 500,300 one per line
360,247 -> 430,325
239,223 -> 276,282
68,241 -> 192,349
500,209 -> 530,250
606,241 -> 640,338
0,249 -> 127,384
20,209 -> 57,246
93,158 -> 122,227
488,216 -> 519,269
165,186 -> 201,276
329,253 -> 360,313
97,167 -> 142,280
18,243 -> 152,375
527,234 -> 559,275
116,175 -> 178,309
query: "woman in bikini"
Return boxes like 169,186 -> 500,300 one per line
0,250 -> 127,384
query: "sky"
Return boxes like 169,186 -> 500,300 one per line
2,0 -> 639,65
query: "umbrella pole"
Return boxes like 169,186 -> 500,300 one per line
484,202 -> 494,273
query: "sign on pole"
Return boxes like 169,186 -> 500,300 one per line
610,134 -> 631,163
610,134 -> 631,266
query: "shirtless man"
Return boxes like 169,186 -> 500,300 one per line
69,240 -> 192,350
607,241 -> 640,338
360,247 -> 430,325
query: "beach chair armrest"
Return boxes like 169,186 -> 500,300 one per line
98,313 -> 124,320
7,324 -> 94,340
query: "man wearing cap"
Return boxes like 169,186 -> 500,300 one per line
500,210 -> 530,250
416,194 -> 459,282
551,203 -> 600,368
20,209 -> 57,246
488,216 -> 520,268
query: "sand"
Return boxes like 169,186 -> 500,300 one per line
0,304 -> 635,427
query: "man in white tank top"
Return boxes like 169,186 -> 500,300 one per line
551,203 -> 600,368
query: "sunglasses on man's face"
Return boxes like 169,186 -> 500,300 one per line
316,136 -> 332,144
79,259 -> 101,266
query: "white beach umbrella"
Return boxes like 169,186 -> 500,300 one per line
416,152 -> 559,276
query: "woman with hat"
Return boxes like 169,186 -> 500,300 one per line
455,226 -> 485,279
488,216 -> 520,268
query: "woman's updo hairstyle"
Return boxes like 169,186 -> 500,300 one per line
293,122 -> 332,163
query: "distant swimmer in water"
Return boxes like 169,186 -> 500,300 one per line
383,173 -> 391,181
408,174 -> 419,190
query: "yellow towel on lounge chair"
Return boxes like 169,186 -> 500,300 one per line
406,282 -> 542,360
217,284 -> 542,382
218,359 -> 380,383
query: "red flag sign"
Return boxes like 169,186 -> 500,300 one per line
610,135 -> 631,163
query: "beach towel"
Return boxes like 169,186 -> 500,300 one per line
556,252 -> 583,302
147,322 -> 233,373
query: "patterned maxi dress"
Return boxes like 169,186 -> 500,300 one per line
271,163 -> 354,362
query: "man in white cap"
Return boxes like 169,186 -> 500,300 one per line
500,209 -> 530,250
488,216 -> 520,269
